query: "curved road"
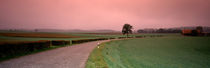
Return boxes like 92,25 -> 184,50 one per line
0,40 -> 110,68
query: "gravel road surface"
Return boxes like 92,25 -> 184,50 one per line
0,40 -> 109,68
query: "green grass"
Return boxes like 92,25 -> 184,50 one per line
86,36 -> 210,68
85,42 -> 109,68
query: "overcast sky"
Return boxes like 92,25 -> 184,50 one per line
0,0 -> 210,30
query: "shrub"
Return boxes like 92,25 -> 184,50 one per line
0,41 -> 51,58
135,36 -> 143,38
72,38 -> 108,44
51,40 -> 70,46
109,37 -> 115,39
118,37 -> 127,39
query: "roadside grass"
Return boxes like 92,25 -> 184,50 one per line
86,36 -> 210,68
85,42 -> 108,68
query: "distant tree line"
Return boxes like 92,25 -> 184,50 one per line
137,28 -> 182,33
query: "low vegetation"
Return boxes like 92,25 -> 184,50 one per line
86,35 -> 210,68
0,40 -> 72,61
86,42 -> 109,68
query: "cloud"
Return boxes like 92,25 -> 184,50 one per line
0,0 -> 210,30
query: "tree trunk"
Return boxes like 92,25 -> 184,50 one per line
126,33 -> 128,38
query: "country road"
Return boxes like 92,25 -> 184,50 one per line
0,40 -> 110,68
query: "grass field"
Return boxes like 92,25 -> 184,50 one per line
86,36 -> 210,68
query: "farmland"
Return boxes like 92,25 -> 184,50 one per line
2,31 -> 209,68
0,31 -> 169,62
0,32 -> 123,61
0,32 -> 80,38
0,32 -> 126,41
86,35 -> 210,68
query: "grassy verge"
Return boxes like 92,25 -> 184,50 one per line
86,36 -> 210,68
85,42 -> 109,68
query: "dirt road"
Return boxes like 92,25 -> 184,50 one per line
0,40 -> 109,68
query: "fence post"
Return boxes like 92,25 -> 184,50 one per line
50,41 -> 52,46
70,40 -> 72,45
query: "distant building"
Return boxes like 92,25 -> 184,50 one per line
182,26 -> 204,36
182,29 -> 192,35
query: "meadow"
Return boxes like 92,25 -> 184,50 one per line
86,35 -> 210,68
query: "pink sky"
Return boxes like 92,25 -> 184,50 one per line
0,0 -> 210,30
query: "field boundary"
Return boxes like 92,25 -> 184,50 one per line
0,38 -> 111,62
85,39 -> 125,68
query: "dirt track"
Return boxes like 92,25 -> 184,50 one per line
0,40 -> 109,68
